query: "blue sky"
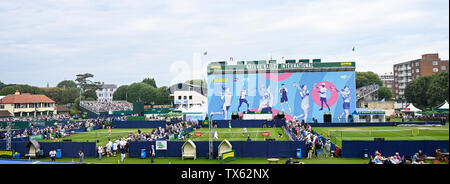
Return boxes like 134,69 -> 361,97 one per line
0,0 -> 448,87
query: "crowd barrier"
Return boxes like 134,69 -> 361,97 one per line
129,141 -> 306,158
0,141 -> 97,158
112,120 -> 168,128
308,122 -> 443,127
341,140 -> 449,158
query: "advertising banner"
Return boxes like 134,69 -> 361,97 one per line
208,71 -> 356,123
156,140 -> 168,150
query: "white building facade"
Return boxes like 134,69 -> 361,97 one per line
96,84 -> 117,102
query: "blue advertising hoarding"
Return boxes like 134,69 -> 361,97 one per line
207,71 -> 356,122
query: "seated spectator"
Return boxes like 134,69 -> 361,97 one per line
412,153 -> 425,164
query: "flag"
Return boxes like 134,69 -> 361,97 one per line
352,47 -> 355,52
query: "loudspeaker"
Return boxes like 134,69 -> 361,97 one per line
231,112 -> 239,120
324,114 -> 332,123
374,138 -> 385,141
276,111 -> 285,119
265,138 -> 275,141
63,139 -> 72,142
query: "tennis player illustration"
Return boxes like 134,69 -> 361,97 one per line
258,86 -> 273,112
331,86 -> 351,122
237,85 -> 250,112
313,82 -> 331,111
221,87 -> 233,119
293,83 -> 310,122
279,84 -> 292,113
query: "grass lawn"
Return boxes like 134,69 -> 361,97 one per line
185,128 -> 288,142
313,124 -> 449,147
27,156 -> 368,164
39,127 -> 288,146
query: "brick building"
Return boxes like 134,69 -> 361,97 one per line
393,53 -> 448,99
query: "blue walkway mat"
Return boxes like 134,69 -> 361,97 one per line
0,159 -> 91,164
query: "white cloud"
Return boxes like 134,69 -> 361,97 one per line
0,0 -> 448,87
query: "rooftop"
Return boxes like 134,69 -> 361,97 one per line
0,90 -> 55,104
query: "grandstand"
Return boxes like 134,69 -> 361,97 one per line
80,100 -> 132,114
356,84 -> 379,101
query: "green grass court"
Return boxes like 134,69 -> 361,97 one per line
186,128 -> 289,141
313,124 -> 449,147
40,127 -> 289,146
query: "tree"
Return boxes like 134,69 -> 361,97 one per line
43,87 -> 63,104
355,72 -> 383,88
75,73 -> 102,93
426,70 -> 449,108
0,81 -> 5,90
404,75 -> 433,109
142,78 -> 157,88
113,85 -> 129,101
82,89 -> 98,100
155,86 -> 171,105
57,80 -> 77,88
60,88 -> 79,104
139,85 -> 158,105
0,84 -> 44,95
378,86 -> 392,101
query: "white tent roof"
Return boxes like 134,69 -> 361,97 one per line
437,101 -> 449,110
402,103 -> 422,112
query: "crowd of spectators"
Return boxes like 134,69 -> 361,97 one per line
388,113 -> 448,123
356,85 -> 378,99
0,114 -> 70,122
370,150 -> 428,164
2,117 -> 111,140
285,119 -> 334,158
127,120 -> 200,142
80,100 -> 132,113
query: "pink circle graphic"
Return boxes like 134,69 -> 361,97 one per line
311,81 -> 338,107
262,73 -> 293,81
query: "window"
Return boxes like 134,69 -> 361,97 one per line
178,96 -> 181,100
184,96 -> 187,100
416,69 -> 420,73
442,66 -> 447,70
189,96 -> 192,100
433,68 -> 439,72
416,62 -> 420,66
432,61 -> 438,66
0,105 -> 4,109
29,103 -> 34,108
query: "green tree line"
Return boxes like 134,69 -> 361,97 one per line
404,70 -> 448,110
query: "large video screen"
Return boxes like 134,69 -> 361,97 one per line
207,71 -> 356,122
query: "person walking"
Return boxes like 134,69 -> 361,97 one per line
78,150 -> 84,163
49,149 -> 56,162
150,145 -> 156,163
98,145 -> 103,160
324,139 -> 331,158
120,145 -> 126,163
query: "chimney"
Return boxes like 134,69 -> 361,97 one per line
15,90 -> 20,95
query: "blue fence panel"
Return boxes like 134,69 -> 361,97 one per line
341,140 -> 449,158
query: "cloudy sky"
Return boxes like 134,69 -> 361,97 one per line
0,0 -> 448,87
